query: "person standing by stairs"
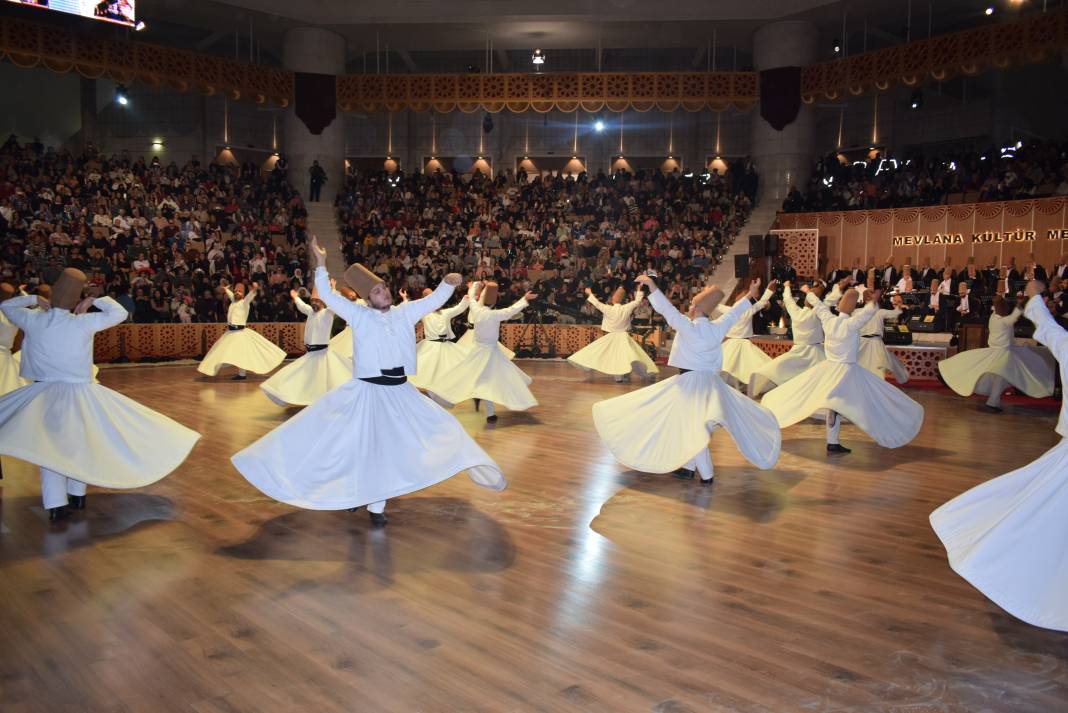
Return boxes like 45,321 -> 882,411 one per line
309,160 -> 327,202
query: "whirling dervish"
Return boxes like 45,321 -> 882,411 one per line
198,281 -> 286,380
748,281 -> 826,398
714,281 -> 776,392
567,285 -> 658,382
408,289 -> 470,392
592,276 -> 781,485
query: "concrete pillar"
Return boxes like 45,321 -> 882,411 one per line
282,27 -> 346,202
750,20 -> 818,205
79,77 -> 98,153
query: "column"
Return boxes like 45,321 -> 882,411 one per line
282,27 -> 346,203
750,20 -> 818,205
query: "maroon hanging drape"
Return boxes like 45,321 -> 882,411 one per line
759,66 -> 802,131
294,72 -> 337,135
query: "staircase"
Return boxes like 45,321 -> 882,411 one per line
304,202 -> 347,277
708,200 -> 781,295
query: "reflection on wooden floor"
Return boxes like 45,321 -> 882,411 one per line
1,361 -> 1066,712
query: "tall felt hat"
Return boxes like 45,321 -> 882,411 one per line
693,285 -> 724,317
0,283 -> 15,301
344,263 -> 384,298
481,281 -> 499,307
51,268 -> 87,311
837,287 -> 859,314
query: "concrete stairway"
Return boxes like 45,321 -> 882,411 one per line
304,202 -> 348,276
707,200 -> 781,296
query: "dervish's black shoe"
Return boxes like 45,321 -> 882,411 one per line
672,468 -> 696,480
369,511 -> 388,527
48,506 -> 67,522
826,443 -> 852,454
231,374 -> 248,381
473,398 -> 481,411
699,477 -> 714,487
486,414 -> 498,423
980,404 -> 1004,413
68,495 -> 86,510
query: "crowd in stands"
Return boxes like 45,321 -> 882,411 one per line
782,140 -> 1068,213
336,167 -> 756,324
0,134 -> 757,328
0,136 -> 310,324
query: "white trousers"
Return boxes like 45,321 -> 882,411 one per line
826,411 -> 841,445
238,368 -> 247,377
683,446 -> 714,481
986,376 -> 1006,408
483,400 -> 496,417
367,500 -> 386,514
41,467 -> 87,509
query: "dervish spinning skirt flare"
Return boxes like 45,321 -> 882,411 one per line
0,381 -> 200,488
749,343 -> 825,397
929,436 -> 1068,631
409,339 -> 468,390
592,370 -> 781,473
456,329 -> 515,360
857,337 -> 909,383
761,360 -> 923,448
429,342 -> 538,411
567,332 -> 659,376
232,379 -> 507,510
0,347 -> 29,394
260,348 -> 354,406
938,345 -> 1054,400
198,328 -> 287,376
720,338 -> 772,385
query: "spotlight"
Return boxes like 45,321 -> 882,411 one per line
832,38 -> 841,55
115,85 -> 129,106
984,6 -> 994,15
531,48 -> 546,66
134,20 -> 146,32
594,119 -> 605,132
909,88 -> 923,110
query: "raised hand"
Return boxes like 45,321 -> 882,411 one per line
800,284 -> 811,294
290,289 -> 299,300
310,235 -> 327,267
524,291 -> 538,302
635,274 -> 657,290
747,277 -> 762,299
74,296 -> 94,315
584,287 -> 592,296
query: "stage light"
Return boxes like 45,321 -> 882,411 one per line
531,49 -> 546,66
984,6 -> 994,15
115,85 -> 129,106
594,119 -> 605,132
134,20 -> 146,32
909,89 -> 923,110
832,39 -> 841,55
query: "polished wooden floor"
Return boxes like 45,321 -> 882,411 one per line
1,361 -> 1066,713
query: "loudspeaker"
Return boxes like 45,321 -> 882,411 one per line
764,233 -> 779,256
748,234 -> 765,258
734,254 -> 750,278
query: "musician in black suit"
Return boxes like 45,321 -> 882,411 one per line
1025,253 -> 1047,284
847,258 -> 866,285
877,257 -> 898,290
918,257 -> 939,288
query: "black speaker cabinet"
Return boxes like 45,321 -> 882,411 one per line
764,233 -> 779,256
748,234 -> 765,258
734,254 -> 750,278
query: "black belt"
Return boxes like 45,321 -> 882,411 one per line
359,366 -> 407,386
227,325 -> 245,331
678,368 -> 691,374
305,344 -> 327,352
861,335 -> 881,339
429,337 -> 449,342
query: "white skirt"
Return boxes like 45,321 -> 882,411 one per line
748,343 -> 825,398
409,339 -> 468,390
198,328 -> 286,376
592,370 -> 781,473
428,342 -> 538,411
456,329 -> 515,360
761,360 -> 924,448
232,378 -> 507,510
0,348 -> 30,396
720,337 -> 773,384
938,346 -> 1055,399
858,337 -> 909,383
260,348 -> 354,407
0,381 -> 200,488
329,327 -> 353,359
567,331 -> 659,376
930,436 -> 1068,631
